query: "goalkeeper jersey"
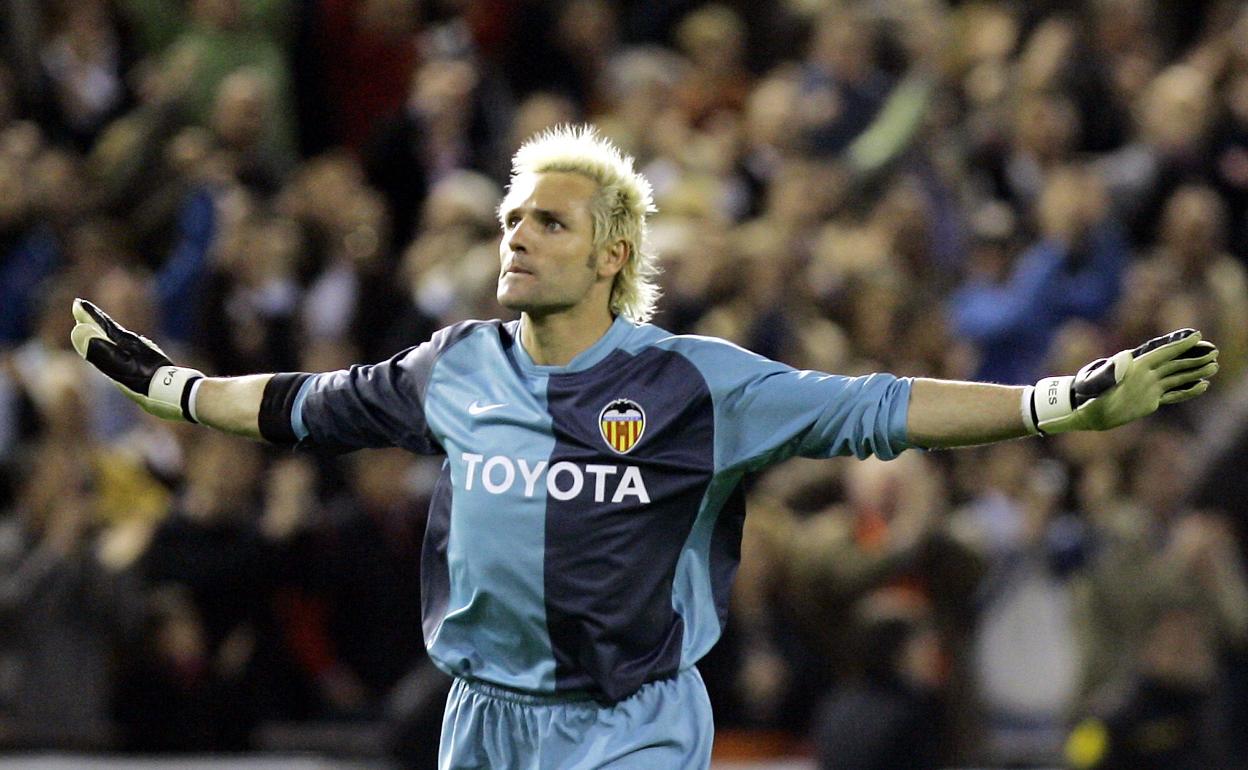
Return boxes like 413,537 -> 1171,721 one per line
286,315 -> 914,703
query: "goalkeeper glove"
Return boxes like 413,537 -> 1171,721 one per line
1025,329 -> 1218,435
70,298 -> 204,423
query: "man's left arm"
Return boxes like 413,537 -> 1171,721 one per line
908,329 -> 1219,449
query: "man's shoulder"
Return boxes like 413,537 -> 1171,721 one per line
422,318 -> 514,356
634,325 -> 768,363
612,326 -> 782,396
370,320 -> 512,384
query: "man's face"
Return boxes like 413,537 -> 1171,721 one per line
497,171 -> 603,317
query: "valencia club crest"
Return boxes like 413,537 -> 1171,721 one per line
599,398 -> 646,454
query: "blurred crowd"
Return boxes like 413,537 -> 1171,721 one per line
2,0 -> 1248,768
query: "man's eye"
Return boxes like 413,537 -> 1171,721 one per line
545,220 -> 563,232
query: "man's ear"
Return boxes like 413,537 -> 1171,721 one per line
599,239 -> 629,279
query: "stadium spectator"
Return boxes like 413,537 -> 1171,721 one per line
952,443 -> 1085,763
0,435 -> 143,748
134,432 -> 296,747
363,46 -> 510,250
799,9 -> 893,158
949,167 -> 1127,384
812,595 -> 945,770
1072,428 -> 1248,715
0,143 -> 86,346
303,0 -> 420,154
310,450 -> 428,708
113,585 -> 251,751
1066,599 -> 1222,770
34,0 -> 136,152
782,451 -> 983,763
1116,184 -> 1248,383
208,67 -> 290,195
163,0 -> 297,167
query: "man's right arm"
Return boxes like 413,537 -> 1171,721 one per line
70,298 -> 443,453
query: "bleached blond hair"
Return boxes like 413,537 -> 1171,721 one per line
504,124 -> 661,323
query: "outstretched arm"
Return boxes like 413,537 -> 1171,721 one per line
907,329 -> 1219,449
70,298 -> 438,453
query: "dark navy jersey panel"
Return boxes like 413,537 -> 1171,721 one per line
296,319 -> 497,453
421,459 -> 454,642
542,347 -> 715,702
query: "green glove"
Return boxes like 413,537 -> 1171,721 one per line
1027,329 -> 1219,435
70,298 -> 204,423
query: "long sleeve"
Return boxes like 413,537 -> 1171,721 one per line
659,335 -> 914,473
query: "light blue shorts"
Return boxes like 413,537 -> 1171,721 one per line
438,667 -> 714,769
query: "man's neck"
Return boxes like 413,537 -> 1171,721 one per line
520,306 -> 616,367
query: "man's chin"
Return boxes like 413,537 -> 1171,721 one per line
497,292 -> 576,318
497,290 -> 528,313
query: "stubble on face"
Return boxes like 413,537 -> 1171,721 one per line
496,172 -> 604,316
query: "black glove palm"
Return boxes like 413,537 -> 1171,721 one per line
70,298 -> 203,422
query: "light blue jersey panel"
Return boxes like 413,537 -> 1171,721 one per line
423,324 -> 559,692
616,329 -> 916,668
668,472 -> 746,669
654,333 -> 914,472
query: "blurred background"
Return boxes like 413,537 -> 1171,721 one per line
2,0 -> 1248,768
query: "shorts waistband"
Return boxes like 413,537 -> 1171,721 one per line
458,678 -> 598,706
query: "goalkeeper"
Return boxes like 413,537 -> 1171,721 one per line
71,126 -> 1218,769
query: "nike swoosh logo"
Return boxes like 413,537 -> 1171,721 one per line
468,400 -> 507,416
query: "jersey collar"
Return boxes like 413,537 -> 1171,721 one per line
511,315 -> 635,375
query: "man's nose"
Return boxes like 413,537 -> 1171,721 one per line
506,220 -> 529,253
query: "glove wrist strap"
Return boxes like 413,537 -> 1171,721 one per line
187,377 -> 205,424
1032,374 -> 1076,433
1021,386 -> 1040,436
149,366 -> 205,423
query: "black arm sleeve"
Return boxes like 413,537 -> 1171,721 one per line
258,372 -> 312,444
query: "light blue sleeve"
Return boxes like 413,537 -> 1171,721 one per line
660,335 -> 914,473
